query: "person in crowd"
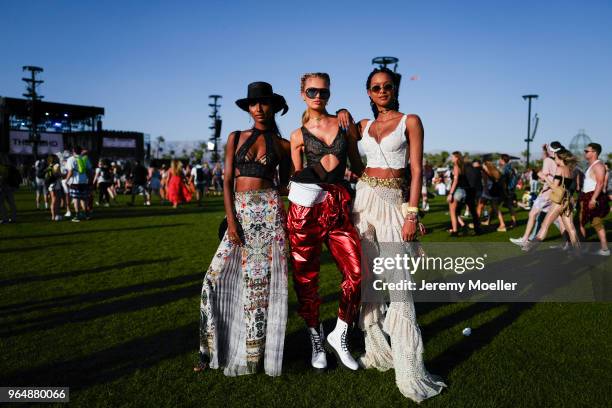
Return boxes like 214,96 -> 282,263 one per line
166,160 -> 191,208
196,81 -> 291,376
499,154 -> 518,229
338,66 -> 445,402
64,146 -> 92,222
447,151 -> 469,235
159,163 -> 169,203
190,161 -> 211,206
212,163 -> 223,195
33,156 -> 48,209
523,149 -> 581,252
421,160 -> 433,211
464,157 -> 483,234
130,160 -> 151,206
0,153 -> 19,224
148,164 -> 162,204
578,143 -> 609,256
47,163 -> 65,221
288,73 -> 364,373
93,159 -> 113,207
480,157 -> 506,231
510,142 -> 564,246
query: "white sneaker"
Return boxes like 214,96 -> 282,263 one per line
596,248 -> 610,257
308,324 -> 327,371
509,237 -> 525,246
65,210 -> 72,217
325,318 -> 358,371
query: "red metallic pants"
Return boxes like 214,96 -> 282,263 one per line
287,184 -> 362,327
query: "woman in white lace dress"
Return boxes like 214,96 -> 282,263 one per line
339,67 -> 445,402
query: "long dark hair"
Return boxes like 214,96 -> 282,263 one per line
366,67 -> 400,118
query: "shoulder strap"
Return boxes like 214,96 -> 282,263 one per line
232,130 -> 241,151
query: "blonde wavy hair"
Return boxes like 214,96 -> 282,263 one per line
300,72 -> 330,125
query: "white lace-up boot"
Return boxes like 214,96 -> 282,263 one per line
308,323 -> 327,371
325,318 -> 359,370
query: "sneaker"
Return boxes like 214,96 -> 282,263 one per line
325,318 -> 358,371
65,210 -> 72,218
510,237 -> 524,246
596,248 -> 610,257
71,217 -> 81,223
497,226 -> 507,232
308,324 -> 327,372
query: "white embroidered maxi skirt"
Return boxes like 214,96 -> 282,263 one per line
352,180 -> 446,402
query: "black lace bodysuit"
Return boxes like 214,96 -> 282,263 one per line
292,126 -> 347,184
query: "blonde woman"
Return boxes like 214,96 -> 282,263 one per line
524,149 -> 580,251
338,66 -> 445,403
287,72 -> 364,372
166,160 -> 191,208
447,151 -> 469,235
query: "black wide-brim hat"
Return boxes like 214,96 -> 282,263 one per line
235,81 -> 288,115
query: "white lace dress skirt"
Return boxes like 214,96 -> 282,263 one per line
352,180 -> 446,402
199,188 -> 288,377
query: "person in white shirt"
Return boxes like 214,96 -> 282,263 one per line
64,146 -> 92,222
578,143 -> 609,256
190,162 -> 211,206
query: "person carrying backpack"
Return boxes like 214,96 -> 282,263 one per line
190,161 -> 211,206
65,146 -> 92,222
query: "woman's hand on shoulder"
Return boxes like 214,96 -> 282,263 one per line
336,109 -> 354,129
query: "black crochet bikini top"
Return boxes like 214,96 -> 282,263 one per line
233,128 -> 279,182
297,126 -> 347,184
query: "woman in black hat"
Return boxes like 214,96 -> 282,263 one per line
197,81 -> 292,377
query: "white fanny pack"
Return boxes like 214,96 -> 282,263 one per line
288,181 -> 327,207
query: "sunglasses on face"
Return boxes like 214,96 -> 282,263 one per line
370,83 -> 395,93
584,149 -> 594,153
305,87 -> 330,100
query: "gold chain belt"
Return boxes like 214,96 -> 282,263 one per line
359,173 -> 404,189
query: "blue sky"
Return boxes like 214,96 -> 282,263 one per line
1,0 -> 611,153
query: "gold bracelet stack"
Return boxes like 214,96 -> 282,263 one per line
359,173 -> 404,189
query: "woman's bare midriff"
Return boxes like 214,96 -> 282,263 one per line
234,177 -> 274,192
364,167 -> 405,179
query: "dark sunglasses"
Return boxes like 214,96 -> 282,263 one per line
584,149 -> 594,153
305,87 -> 330,100
370,83 -> 395,93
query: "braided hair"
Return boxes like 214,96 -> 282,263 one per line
366,67 -> 400,118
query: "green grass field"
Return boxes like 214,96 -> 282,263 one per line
1,189 -> 611,407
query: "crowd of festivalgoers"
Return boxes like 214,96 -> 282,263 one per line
0,148 -> 225,223
427,142 -> 610,255
0,142 -> 610,255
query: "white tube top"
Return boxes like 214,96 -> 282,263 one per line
359,115 -> 407,169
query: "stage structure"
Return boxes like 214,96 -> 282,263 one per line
208,95 -> 222,163
522,94 -> 539,167
21,66 -> 45,159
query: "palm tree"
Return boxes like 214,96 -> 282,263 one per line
155,135 -> 165,159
